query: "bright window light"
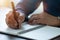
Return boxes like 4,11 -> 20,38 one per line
0,0 -> 11,7
0,0 -> 22,7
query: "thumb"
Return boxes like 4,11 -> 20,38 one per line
18,16 -> 25,23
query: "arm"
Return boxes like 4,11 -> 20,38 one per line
5,0 -> 43,29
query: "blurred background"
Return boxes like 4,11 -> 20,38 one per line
0,0 -> 43,13
0,0 -> 20,8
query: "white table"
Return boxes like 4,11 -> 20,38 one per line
0,8 -> 60,40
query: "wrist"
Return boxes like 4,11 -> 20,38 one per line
16,10 -> 25,16
16,10 -> 25,22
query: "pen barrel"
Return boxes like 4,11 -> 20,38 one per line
11,2 -> 20,28
11,2 -> 17,20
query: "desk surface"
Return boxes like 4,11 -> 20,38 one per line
0,8 -> 60,40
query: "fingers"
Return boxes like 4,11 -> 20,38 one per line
28,19 -> 38,25
6,11 -> 25,29
28,14 -> 40,24
18,16 -> 25,22
6,11 -> 18,29
28,14 -> 47,25
17,16 -> 25,28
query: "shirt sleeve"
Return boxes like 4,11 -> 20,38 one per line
15,0 -> 42,21
16,0 -> 42,15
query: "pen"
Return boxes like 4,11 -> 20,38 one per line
11,2 -> 19,29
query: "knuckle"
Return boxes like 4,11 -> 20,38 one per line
6,20 -> 17,27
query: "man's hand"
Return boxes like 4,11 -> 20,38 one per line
28,12 -> 59,26
5,11 -> 25,29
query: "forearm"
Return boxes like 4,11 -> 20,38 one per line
15,0 -> 42,21
16,0 -> 42,15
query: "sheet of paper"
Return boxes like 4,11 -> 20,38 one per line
0,8 -> 60,40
